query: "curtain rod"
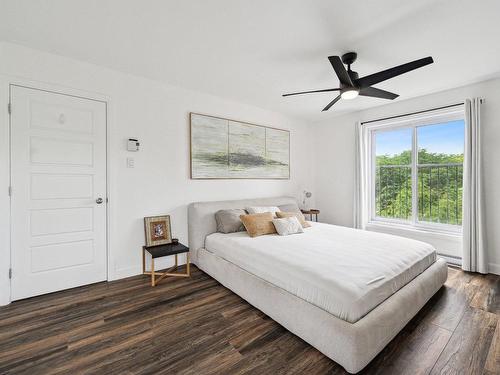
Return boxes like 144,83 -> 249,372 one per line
361,102 -> 465,125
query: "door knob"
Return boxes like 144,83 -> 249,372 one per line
96,197 -> 104,204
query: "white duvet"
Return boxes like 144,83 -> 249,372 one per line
205,222 -> 436,323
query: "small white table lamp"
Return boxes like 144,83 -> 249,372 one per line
302,190 -> 312,210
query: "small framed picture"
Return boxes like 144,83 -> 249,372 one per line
144,215 -> 172,247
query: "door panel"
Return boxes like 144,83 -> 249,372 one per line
30,207 -> 94,236
30,100 -> 94,134
30,137 -> 94,165
10,85 -> 107,300
30,173 -> 93,199
30,240 -> 94,273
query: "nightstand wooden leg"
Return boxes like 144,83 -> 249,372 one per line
175,254 -> 178,268
151,257 -> 155,287
186,253 -> 190,276
142,248 -> 145,274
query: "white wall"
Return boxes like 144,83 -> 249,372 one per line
2,41 -> 499,307
313,78 -> 500,274
0,42 -> 314,304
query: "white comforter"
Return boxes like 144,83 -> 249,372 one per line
205,222 -> 436,323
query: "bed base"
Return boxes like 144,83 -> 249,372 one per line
196,249 -> 447,374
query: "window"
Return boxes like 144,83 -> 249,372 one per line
369,108 -> 465,232
374,127 -> 412,221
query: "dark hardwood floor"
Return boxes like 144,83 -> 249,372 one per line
0,265 -> 498,374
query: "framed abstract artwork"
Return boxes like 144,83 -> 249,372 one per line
144,215 -> 172,247
190,113 -> 290,179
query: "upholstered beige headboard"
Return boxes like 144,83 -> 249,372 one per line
188,196 -> 297,264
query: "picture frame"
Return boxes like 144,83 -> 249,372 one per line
190,112 -> 290,179
144,215 -> 172,247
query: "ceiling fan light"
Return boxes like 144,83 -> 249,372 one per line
341,89 -> 359,100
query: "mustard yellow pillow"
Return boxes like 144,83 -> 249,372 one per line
239,212 -> 277,237
276,211 -> 311,228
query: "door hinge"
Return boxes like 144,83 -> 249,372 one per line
7,103 -> 11,115
8,268 -> 12,279
8,186 -> 12,196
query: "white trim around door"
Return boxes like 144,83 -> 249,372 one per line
0,77 -> 113,305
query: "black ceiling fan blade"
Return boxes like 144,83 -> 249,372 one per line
359,87 -> 399,100
282,88 -> 340,97
357,56 -> 433,88
328,56 -> 353,86
321,95 -> 341,112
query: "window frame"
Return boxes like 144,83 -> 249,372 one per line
366,107 -> 465,234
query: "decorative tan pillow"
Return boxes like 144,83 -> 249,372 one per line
276,211 -> 311,228
245,206 -> 281,217
215,209 -> 246,233
239,212 -> 277,237
272,216 -> 304,236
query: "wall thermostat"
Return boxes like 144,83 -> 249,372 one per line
127,138 -> 140,152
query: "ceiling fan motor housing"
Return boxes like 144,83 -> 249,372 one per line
341,52 -> 358,66
340,70 -> 359,94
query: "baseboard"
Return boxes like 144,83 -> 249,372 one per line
440,259 -> 499,275
488,262 -> 500,275
110,266 -> 141,281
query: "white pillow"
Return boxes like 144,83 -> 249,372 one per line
272,216 -> 304,236
245,206 -> 281,216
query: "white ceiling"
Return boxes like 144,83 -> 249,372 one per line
1,0 -> 500,121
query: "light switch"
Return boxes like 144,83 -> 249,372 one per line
127,157 -> 135,168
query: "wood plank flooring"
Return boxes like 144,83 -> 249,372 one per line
0,265 -> 498,374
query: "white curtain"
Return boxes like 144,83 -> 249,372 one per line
462,98 -> 487,273
354,121 -> 369,229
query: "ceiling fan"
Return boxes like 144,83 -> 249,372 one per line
282,52 -> 433,111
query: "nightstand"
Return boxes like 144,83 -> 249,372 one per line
301,209 -> 320,222
142,242 -> 190,286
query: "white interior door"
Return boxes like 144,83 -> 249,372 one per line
10,85 -> 107,300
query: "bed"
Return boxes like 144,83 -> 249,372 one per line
188,196 -> 447,373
